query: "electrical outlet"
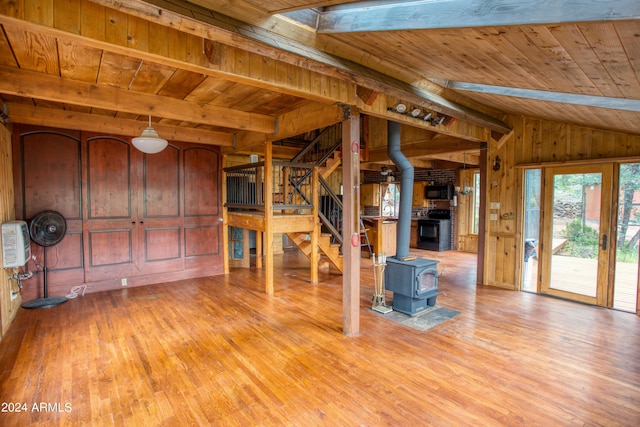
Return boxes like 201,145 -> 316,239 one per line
121,278 -> 127,286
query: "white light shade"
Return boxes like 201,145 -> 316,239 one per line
132,120 -> 168,154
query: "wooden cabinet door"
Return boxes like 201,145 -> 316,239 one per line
182,146 -> 223,274
412,182 -> 425,206
15,127 -> 85,295
361,183 -> 380,207
84,135 -> 139,282
137,144 -> 184,274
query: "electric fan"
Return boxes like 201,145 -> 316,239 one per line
22,210 -> 68,309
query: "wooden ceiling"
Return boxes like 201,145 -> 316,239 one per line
1,0 -> 639,166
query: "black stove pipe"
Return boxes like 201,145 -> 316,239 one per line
387,120 -> 413,260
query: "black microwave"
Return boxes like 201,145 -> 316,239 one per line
424,184 -> 454,200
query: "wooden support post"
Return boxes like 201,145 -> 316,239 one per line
264,141 -> 274,295
342,110 -> 361,336
242,228 -> 251,268
256,231 -> 263,269
478,139 -> 488,286
310,167 -> 320,285
221,156 -> 230,274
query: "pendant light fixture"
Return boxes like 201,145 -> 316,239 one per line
132,116 -> 168,154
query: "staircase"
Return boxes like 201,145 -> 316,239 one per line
286,231 -> 343,272
286,124 -> 344,272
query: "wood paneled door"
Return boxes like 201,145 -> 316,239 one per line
13,125 -> 223,298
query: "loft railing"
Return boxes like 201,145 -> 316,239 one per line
225,161 -> 314,211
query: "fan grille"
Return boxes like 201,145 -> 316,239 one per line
29,210 -> 67,247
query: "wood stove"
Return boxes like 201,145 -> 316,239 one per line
384,120 -> 440,315
384,257 -> 439,315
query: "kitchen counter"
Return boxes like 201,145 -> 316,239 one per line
362,217 -> 396,256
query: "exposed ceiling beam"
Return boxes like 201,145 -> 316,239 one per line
6,103 -> 234,146
228,102 -> 346,154
317,0 -> 640,33
435,80 -> 640,113
423,152 -> 480,166
357,93 -> 492,143
367,138 -> 481,162
90,0 -> 511,134
0,66 -> 276,134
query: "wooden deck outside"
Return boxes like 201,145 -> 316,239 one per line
1,249 -> 639,425
550,255 -> 639,312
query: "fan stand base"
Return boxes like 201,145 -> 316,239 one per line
22,296 -> 68,309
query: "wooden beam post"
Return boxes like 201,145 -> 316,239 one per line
477,140 -> 488,286
310,167 -> 320,285
264,141 -> 274,295
342,110 -> 361,336
222,155 -> 230,274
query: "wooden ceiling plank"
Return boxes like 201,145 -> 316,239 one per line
157,69 -> 207,99
127,61 -> 176,94
3,26 -> 59,74
96,51 -> 142,87
579,22 -> 640,99
0,26 -> 18,67
57,40 -> 102,82
0,14 -> 357,111
0,65 -> 277,133
317,0 -> 640,33
519,25 -> 600,95
548,23 -> 625,98
88,0 -> 509,132
6,102 -> 234,145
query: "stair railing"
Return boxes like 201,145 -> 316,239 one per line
318,175 -> 343,246
292,123 -> 342,165
289,124 -> 342,197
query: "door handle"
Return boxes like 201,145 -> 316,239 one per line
602,234 -> 608,250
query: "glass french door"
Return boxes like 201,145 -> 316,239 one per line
612,163 -> 640,312
540,165 -> 613,306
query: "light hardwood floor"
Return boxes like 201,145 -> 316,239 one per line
1,249 -> 639,426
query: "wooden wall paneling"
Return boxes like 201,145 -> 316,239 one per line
126,13 -> 150,52
53,0 -> 80,34
570,125 -> 592,160
15,126 -> 85,300
182,145 -> 223,273
138,144 -> 184,275
524,118 -> 543,164
79,0 -> 106,41
84,134 -> 138,283
9,124 -> 224,295
0,123 -> 20,337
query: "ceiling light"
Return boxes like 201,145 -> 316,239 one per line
132,116 -> 168,154
410,107 -> 422,117
394,102 -> 407,114
430,115 -> 445,126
